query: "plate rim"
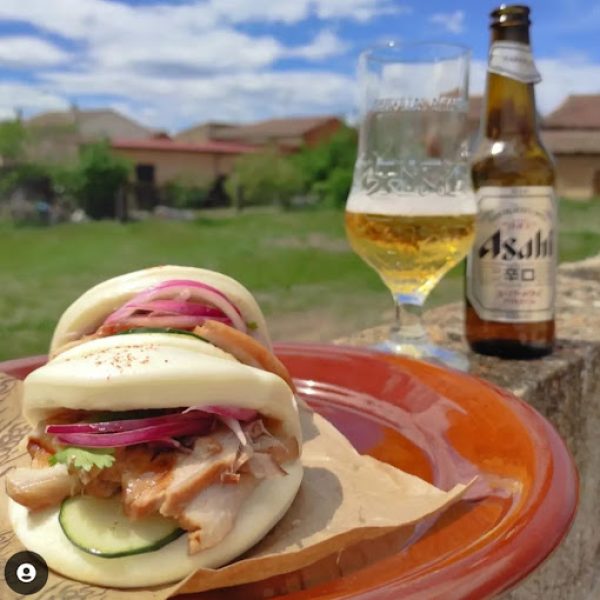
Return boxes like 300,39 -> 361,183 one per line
274,342 -> 579,600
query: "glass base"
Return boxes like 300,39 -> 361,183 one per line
372,338 -> 469,372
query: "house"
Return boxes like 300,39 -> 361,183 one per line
541,95 -> 600,199
176,115 -> 343,151
27,107 -> 154,141
175,122 -> 238,144
110,137 -> 256,209
24,107 -> 154,164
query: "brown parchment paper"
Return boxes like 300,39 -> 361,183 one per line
0,374 -> 468,599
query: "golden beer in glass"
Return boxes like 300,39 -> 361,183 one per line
345,211 -> 475,299
346,42 -> 475,369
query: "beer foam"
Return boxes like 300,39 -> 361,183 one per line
346,192 -> 477,216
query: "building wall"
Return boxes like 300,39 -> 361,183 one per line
554,154 -> 600,199
111,148 -> 240,186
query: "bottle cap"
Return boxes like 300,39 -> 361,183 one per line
491,4 -> 531,27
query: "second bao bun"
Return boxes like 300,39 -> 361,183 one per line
50,265 -> 272,354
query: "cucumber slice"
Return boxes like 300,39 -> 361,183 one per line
115,327 -> 208,343
59,496 -> 184,558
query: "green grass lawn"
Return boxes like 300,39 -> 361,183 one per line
1,199 -> 599,361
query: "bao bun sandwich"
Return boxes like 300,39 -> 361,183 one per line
6,267 -> 302,588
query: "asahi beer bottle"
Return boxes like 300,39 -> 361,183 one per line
466,4 -> 556,359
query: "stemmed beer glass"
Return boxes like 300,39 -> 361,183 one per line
345,42 -> 476,370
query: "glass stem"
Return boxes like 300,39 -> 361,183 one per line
390,296 -> 428,344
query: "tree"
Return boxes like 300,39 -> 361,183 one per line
312,166 -> 354,208
225,148 -> 304,209
76,141 -> 131,219
0,119 -> 28,163
291,125 -> 357,207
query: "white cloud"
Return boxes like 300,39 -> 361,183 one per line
210,0 -> 309,24
0,2 -> 353,78
40,67 -> 354,129
313,0 -> 408,22
91,28 -> 285,74
0,0 -> 139,41
0,36 -> 70,68
0,82 -> 69,117
537,58 -> 600,113
0,0 -> 595,133
0,0 -> 402,37
206,0 -> 404,24
429,10 -> 465,35
289,30 -> 348,60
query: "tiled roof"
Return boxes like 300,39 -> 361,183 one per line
111,138 -> 256,155
176,115 -> 342,145
26,108 -> 154,140
215,116 -> 341,140
176,122 -> 238,141
543,95 -> 600,129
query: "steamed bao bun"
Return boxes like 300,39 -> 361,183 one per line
50,265 -> 273,353
11,333 -> 303,588
24,333 -> 301,441
10,266 -> 303,589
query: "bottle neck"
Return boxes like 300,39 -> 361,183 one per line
482,24 -> 539,139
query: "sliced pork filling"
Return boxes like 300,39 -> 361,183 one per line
7,410 -> 299,555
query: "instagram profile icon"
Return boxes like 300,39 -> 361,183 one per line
4,551 -> 48,595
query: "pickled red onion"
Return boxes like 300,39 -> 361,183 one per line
125,301 -> 226,317
103,279 -> 245,333
45,406 -> 258,450
53,420 -> 214,448
46,411 -> 212,435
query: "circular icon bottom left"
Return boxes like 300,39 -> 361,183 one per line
4,551 -> 48,595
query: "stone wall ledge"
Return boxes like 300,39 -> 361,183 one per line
336,256 -> 600,600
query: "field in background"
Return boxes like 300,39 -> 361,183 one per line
1,199 -> 599,361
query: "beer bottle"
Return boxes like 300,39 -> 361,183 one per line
466,4 -> 556,359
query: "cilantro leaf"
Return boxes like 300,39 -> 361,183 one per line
50,447 -> 116,472
247,321 -> 258,331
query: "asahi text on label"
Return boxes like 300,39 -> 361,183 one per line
479,228 -> 553,261
467,187 -> 556,323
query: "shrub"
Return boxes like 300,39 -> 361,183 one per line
312,166 -> 354,208
0,163 -> 51,199
0,119 -> 28,163
226,148 -> 304,209
162,180 -> 209,209
291,125 -> 357,208
76,141 -> 130,219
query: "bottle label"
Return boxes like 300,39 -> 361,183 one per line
488,41 -> 542,84
467,186 -> 556,323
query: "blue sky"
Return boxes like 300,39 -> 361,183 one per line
0,0 -> 598,132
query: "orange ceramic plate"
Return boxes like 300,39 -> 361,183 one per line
0,343 -> 578,600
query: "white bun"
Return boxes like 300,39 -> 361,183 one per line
16,332 -> 303,587
8,462 -> 302,588
50,266 -> 272,353
24,333 -> 301,447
